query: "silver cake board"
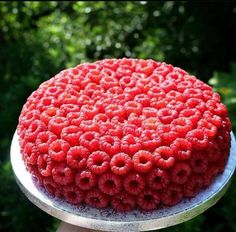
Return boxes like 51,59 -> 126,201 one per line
10,131 -> 236,232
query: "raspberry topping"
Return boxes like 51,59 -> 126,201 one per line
18,58 -> 231,212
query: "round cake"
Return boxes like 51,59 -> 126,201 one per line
17,58 -> 231,212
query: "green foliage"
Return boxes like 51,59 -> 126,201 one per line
1,1 -> 236,232
209,63 -> 236,130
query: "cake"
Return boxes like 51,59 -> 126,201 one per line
17,58 -> 231,212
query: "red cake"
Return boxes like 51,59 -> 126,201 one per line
17,58 -> 231,212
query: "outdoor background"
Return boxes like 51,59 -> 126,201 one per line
1,2 -> 236,232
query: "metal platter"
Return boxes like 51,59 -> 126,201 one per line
10,131 -> 236,232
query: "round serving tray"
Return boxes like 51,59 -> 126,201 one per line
11,131 -> 236,232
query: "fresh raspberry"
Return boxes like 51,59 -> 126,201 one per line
142,107 -> 158,118
61,126 -> 82,146
40,107 -> 58,125
67,146 -> 89,169
75,170 -> 97,190
52,163 -> 74,185
123,173 -> 145,195
48,116 -> 69,137
186,129 -> 209,150
206,141 -> 221,162
24,120 -> 46,143
157,108 -> 178,124
147,168 -> 170,190
189,152 -> 208,174
133,150 -> 153,173
124,101 -> 143,116
171,138 -> 192,161
171,117 -> 193,137
179,109 -> 201,126
37,154 -> 53,177
23,143 -> 38,165
154,146 -> 175,169
63,185 -> 84,204
170,162 -> 191,184
80,105 -> 98,119
141,129 -> 162,152
79,131 -> 100,152
158,124 -> 179,145
85,189 -> 109,209
43,177 -> 62,196
99,135 -> 121,155
186,98 -> 206,112
137,189 -> 161,211
48,139 -> 70,162
79,120 -> 100,132
35,131 -> 57,154
98,172 -> 122,196
121,134 -> 142,155
93,113 -> 109,123
87,151 -> 110,174
110,153 -> 132,175
161,184 -> 183,206
183,175 -> 203,198
111,192 -> 136,212
142,117 -> 160,130
198,119 -> 217,139
134,94 -> 150,107
100,76 -> 119,90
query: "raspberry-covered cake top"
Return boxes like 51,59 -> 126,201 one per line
17,58 -> 231,212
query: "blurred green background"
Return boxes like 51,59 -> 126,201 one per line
1,1 -> 236,232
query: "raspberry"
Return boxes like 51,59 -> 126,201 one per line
179,109 -> 201,126
49,139 -> 70,162
170,162 -> 191,184
110,153 -> 132,175
48,116 -> 69,136
43,177 -> 62,196
154,146 -> 175,169
133,150 -> 153,173
52,163 -> 74,185
186,98 -> 206,112
24,120 -> 46,142
79,120 -> 100,132
123,173 -> 145,195
141,129 -> 162,151
85,189 -> 109,209
186,129 -> 209,150
189,152 -> 208,174
79,131 -> 100,152
124,101 -> 143,116
35,131 -> 57,154
134,94 -> 150,107
40,107 -> 57,125
80,105 -> 99,119
87,151 -> 110,174
61,126 -> 82,146
63,185 -> 84,204
147,168 -> 170,190
171,138 -> 192,161
137,189 -> 161,211
99,135 -> 121,156
142,117 -> 160,130
67,146 -> 89,169
198,119 -> 217,139
37,154 -> 53,177
98,172 -> 122,196
75,170 -> 97,190
183,175 -> 203,198
119,76 -> 137,89
111,192 -> 136,212
161,185 -> 183,206
171,117 -> 193,137
23,143 -> 38,165
157,108 -> 178,124
18,58 -> 231,211
121,134 -> 142,155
